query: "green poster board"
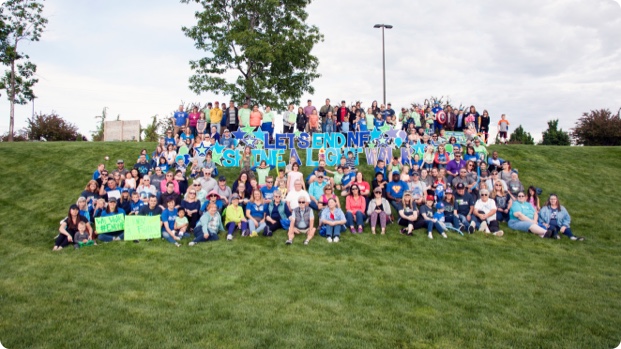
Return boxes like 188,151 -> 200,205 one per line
95,214 -> 125,233
123,216 -> 161,240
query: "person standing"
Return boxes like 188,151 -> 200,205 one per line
238,101 -> 251,128
303,100 -> 316,132
224,101 -> 239,132
249,104 -> 263,130
209,101 -> 223,134
172,105 -> 188,136
283,103 -> 296,134
319,98 -> 334,132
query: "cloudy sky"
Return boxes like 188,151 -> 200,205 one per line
1,0 -> 620,142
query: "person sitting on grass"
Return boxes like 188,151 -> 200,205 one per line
386,172 -> 408,211
346,185 -> 367,234
320,198 -> 347,243
508,191 -> 549,238
161,198 -> 187,247
473,189 -> 504,237
264,191 -> 290,236
308,173 -> 329,210
246,189 -> 267,237
367,188 -> 391,235
442,188 -> 462,232
95,197 -> 126,242
420,195 -> 448,239
285,196 -> 316,245
538,193 -> 584,241
73,221 -> 95,249
340,166 -> 356,196
189,203 -> 222,246
174,208 -> 189,237
54,204 -> 93,251
397,192 -> 425,235
224,194 -> 249,241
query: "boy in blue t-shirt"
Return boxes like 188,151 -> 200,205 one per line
129,191 -> 145,215
374,159 -> 387,179
340,166 -> 356,195
161,198 -> 187,246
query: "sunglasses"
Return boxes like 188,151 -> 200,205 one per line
194,183 -> 201,186
374,191 -> 382,194
266,181 -> 273,184
517,195 -> 525,198
481,194 -> 488,196
298,201 -> 306,204
189,191 -> 196,194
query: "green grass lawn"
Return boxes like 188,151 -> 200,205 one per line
0,142 -> 620,348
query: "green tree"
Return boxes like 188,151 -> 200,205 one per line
571,109 -> 621,146
540,119 -> 570,146
91,107 -> 108,141
509,125 -> 535,145
142,115 -> 161,142
181,0 -> 323,108
0,0 -> 47,142
26,112 -> 80,141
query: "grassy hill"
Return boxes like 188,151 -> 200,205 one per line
0,142 -> 620,348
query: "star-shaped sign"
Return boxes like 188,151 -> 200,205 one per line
394,138 -> 403,147
232,129 -> 246,140
294,130 -> 301,138
241,126 -> 255,134
211,152 -> 223,166
367,143 -> 376,149
379,124 -> 391,133
252,131 -> 266,141
194,143 -> 210,157
370,128 -> 382,142
377,136 -> 390,148
243,136 -> 258,148
212,143 -> 225,154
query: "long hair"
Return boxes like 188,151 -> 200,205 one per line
526,186 -> 538,204
85,180 -> 99,193
543,193 -> 561,208
66,204 -> 80,231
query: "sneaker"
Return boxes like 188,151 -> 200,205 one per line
326,237 -> 333,243
133,239 -> 140,243
227,234 -> 233,241
263,226 -> 271,236
441,233 -> 448,239
250,231 -> 258,237
400,228 -> 407,235
303,240 -> 309,245
333,236 -> 340,243
188,241 -> 196,246
570,236 -> 585,241
428,232 -> 433,239
350,227 -> 356,234
468,222 -> 475,234
493,231 -> 504,237
459,224 -> 466,232
479,221 -> 488,232
544,229 -> 553,238
358,227 -> 363,234
285,239 -> 292,245
113,236 -> 121,241
174,242 -> 181,247
242,230 -> 250,237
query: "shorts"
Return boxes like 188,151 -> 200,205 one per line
499,131 -> 507,138
508,219 -> 532,232
295,228 -> 309,234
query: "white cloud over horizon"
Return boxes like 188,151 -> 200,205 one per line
1,0 -> 620,141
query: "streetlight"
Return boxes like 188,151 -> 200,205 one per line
374,24 -> 393,107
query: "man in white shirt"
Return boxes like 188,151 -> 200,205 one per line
285,180 -> 311,211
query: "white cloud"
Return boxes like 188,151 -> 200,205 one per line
1,0 -> 620,143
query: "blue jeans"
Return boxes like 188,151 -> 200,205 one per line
426,220 -> 446,234
261,122 -> 273,137
162,230 -> 190,244
98,231 -> 124,242
325,224 -> 342,238
445,215 -> 461,229
458,214 -> 471,227
191,226 -> 220,243
496,211 -> 510,222
346,211 -> 365,227
309,201 -> 320,211
248,219 -> 266,234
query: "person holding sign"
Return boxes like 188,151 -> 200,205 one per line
189,203 -> 223,246
54,204 -> 93,251
95,198 -> 126,242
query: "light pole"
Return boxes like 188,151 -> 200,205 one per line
374,24 -> 393,107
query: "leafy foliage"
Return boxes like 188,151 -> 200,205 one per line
571,108 -> 621,146
26,112 -> 81,141
508,124 -> 535,145
181,0 -> 323,108
1,129 -> 27,141
540,119 -> 570,146
142,115 -> 161,142
91,107 -> 108,142
0,0 -> 47,142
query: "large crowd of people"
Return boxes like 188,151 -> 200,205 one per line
53,99 -> 584,250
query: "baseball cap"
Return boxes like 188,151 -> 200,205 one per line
117,159 -> 124,164
121,188 -> 129,193
219,176 -> 226,181
108,197 -> 117,203
230,194 -> 240,200
436,202 -> 444,209
411,171 -> 419,176
456,183 -> 465,189
445,188 -> 453,194
426,195 -> 435,201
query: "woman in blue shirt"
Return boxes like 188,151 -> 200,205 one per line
538,194 -> 584,241
508,192 -> 548,238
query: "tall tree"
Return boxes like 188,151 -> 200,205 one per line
508,125 -> 535,145
181,0 -> 323,108
540,119 -> 570,146
0,0 -> 47,142
571,109 -> 621,146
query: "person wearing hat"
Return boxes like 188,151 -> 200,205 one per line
419,195 -> 448,239
112,159 -> 128,177
189,202 -> 223,246
386,172 -> 409,211
385,103 -> 395,119
367,188 -> 392,235
454,182 -> 476,233
195,168 -> 217,194
442,187 -> 462,231
100,176 -> 122,201
406,171 -> 427,206
95,197 -> 126,242
118,188 -> 131,213
452,168 -> 476,193
224,194 -> 249,240
220,128 -> 237,149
